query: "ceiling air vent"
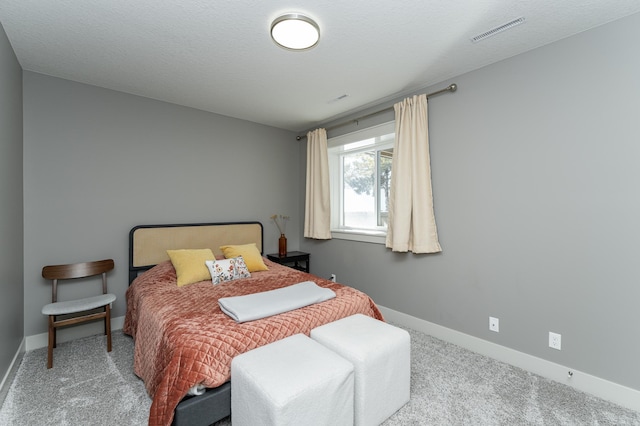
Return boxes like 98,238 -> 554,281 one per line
471,17 -> 525,43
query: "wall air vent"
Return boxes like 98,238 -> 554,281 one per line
471,17 -> 525,43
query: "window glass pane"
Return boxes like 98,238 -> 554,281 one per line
328,121 -> 395,240
378,148 -> 393,227
343,150 -> 376,229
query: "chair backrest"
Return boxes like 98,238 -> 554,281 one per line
42,259 -> 114,303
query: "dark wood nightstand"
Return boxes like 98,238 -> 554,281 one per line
267,251 -> 310,273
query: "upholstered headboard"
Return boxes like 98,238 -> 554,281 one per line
128,221 -> 263,284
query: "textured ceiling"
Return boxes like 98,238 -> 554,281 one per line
1,1 -> 639,131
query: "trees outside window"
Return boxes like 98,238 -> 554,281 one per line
342,148 -> 392,229
329,123 -> 394,236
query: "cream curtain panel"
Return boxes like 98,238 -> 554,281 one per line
385,94 -> 442,253
304,128 -> 332,239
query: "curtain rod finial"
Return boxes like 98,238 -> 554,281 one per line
448,83 -> 457,92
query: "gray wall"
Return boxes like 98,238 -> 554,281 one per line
301,12 -> 640,391
0,22 -> 24,387
23,72 -> 299,338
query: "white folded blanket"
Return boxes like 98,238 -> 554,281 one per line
218,281 -> 336,323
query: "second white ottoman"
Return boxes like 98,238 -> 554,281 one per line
231,333 -> 354,426
311,314 -> 410,426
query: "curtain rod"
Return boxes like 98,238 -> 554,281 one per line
296,83 -> 457,141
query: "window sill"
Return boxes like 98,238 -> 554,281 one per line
330,229 -> 386,245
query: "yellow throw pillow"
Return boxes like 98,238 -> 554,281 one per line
219,243 -> 268,272
167,249 -> 216,287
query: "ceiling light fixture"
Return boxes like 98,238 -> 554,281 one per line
271,13 -> 320,51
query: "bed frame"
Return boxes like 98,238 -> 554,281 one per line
128,221 -> 264,426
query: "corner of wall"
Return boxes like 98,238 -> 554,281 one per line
0,338 -> 26,407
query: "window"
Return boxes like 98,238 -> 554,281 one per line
328,122 -> 394,244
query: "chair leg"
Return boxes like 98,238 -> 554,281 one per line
47,316 -> 54,369
106,305 -> 112,352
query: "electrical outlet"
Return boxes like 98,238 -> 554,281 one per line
549,332 -> 562,350
489,316 -> 499,332
330,274 -> 337,282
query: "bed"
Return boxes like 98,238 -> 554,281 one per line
123,221 -> 383,426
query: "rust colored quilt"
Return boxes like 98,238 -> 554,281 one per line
123,258 -> 383,426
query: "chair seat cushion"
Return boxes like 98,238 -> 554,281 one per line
42,293 -> 116,315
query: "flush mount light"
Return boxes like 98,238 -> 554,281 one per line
271,13 -> 320,50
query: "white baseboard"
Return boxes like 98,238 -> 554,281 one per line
379,305 -> 640,413
0,337 -> 25,406
25,315 -> 125,351
18,309 -> 640,413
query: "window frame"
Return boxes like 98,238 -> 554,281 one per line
328,121 -> 395,244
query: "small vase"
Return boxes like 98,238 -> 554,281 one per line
278,234 -> 287,257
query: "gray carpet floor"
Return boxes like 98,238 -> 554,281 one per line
1,327 -> 639,425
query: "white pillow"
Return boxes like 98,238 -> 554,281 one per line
206,256 -> 251,285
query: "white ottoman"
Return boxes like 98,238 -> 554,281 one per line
231,333 -> 354,426
311,314 -> 410,426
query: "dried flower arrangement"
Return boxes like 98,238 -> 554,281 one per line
270,214 -> 290,235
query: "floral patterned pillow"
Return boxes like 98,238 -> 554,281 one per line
205,256 -> 251,285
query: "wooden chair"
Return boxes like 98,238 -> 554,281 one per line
41,259 -> 116,369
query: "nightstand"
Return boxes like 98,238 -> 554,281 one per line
267,251 -> 310,273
